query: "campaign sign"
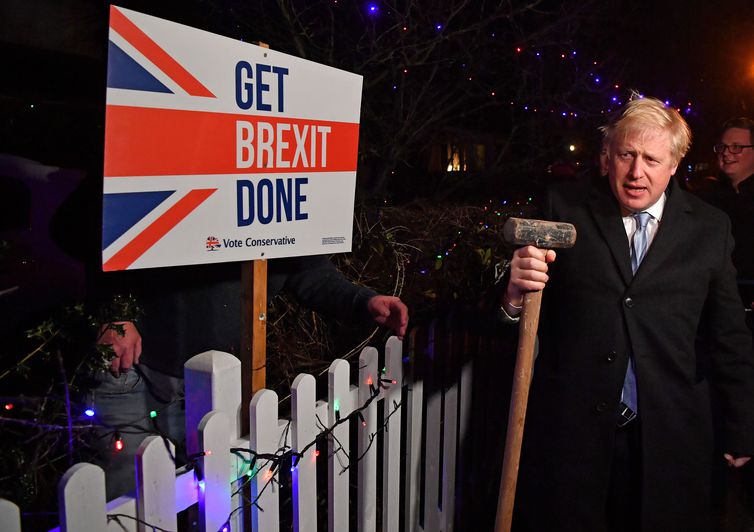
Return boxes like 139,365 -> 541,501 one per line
102,5 -> 362,271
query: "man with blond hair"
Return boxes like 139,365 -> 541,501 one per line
500,95 -> 754,531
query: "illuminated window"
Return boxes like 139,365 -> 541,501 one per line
446,144 -> 463,172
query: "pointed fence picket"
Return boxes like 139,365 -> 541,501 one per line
0,498 -> 21,532
5,319 -> 494,532
382,336 -> 404,532
327,358 -> 351,531
198,411 -> 232,532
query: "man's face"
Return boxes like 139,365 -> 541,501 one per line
717,127 -> 754,184
608,128 -> 677,214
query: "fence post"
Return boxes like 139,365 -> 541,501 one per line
0,499 -> 20,532
198,411 -> 232,532
185,350 -> 242,456
136,436 -> 177,531
250,389 -> 280,531
382,336 -> 404,532
57,463 -> 107,531
441,314 -> 460,531
358,346 -> 379,532
328,359 -> 352,532
423,321 -> 442,531
455,316 -> 475,530
404,327 -> 425,532
292,373 -> 317,532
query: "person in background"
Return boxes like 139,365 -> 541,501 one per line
708,118 -> 754,317
499,95 -> 754,531
693,117 -> 754,529
91,256 -> 408,500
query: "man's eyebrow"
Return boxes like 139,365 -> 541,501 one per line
642,150 -> 664,161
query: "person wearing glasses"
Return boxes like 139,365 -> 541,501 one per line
714,119 -> 754,287
704,119 -> 754,320
708,118 -> 754,529
499,97 -> 754,531
714,118 -> 754,193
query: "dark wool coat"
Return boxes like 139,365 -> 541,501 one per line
515,177 -> 754,531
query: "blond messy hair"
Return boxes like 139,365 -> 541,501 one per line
600,92 -> 692,165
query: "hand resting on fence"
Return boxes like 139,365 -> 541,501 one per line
367,295 -> 409,339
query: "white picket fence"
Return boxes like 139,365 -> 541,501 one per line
0,324 -> 481,532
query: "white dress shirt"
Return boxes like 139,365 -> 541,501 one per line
621,193 -> 666,251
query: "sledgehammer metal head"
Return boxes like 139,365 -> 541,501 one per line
503,217 -> 577,249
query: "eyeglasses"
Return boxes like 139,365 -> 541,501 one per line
713,143 -> 754,154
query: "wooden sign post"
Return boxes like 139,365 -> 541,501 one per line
240,259 -> 267,432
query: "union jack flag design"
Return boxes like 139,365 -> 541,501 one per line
103,5 -> 218,271
206,236 -> 221,251
102,5 -> 363,272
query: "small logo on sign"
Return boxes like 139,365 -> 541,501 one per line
206,236 -> 221,251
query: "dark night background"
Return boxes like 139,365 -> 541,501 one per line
3,0 -> 754,176
3,0 -> 754,180
3,0 -> 754,333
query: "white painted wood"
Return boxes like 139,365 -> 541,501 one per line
105,495 -> 138,531
292,374 -> 318,532
423,323 -> 442,531
0,498 -> 20,532
457,357 -> 473,529
441,340 -> 458,532
227,435 -> 251,532
198,411 -> 232,532
404,332 -> 425,532
328,358 -> 352,532
358,346 -> 379,532
277,418 -> 292,449
136,436 -> 177,532
382,336 -> 403,532
57,463 -> 107,532
50,494 -> 139,532
315,399 -> 328,425
175,465 -> 199,512
184,350 -> 242,456
250,389 -> 280,531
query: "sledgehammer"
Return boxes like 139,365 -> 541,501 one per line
494,217 -> 577,532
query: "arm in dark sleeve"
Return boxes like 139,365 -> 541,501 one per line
275,255 -> 377,323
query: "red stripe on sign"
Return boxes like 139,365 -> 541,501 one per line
104,106 -> 360,177
109,6 -> 215,98
103,188 -> 217,271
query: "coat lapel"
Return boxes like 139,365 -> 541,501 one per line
633,178 -> 693,280
588,180 -> 633,285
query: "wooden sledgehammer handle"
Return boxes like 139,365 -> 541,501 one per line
494,289 -> 542,532
494,217 -> 576,532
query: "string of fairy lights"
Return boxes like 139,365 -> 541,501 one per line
214,371 -> 401,532
417,197 -> 538,274
3,395 -> 179,456
3,365 -> 402,532
360,1 -> 696,121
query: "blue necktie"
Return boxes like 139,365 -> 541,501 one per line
622,212 -> 652,413
630,212 -> 652,275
